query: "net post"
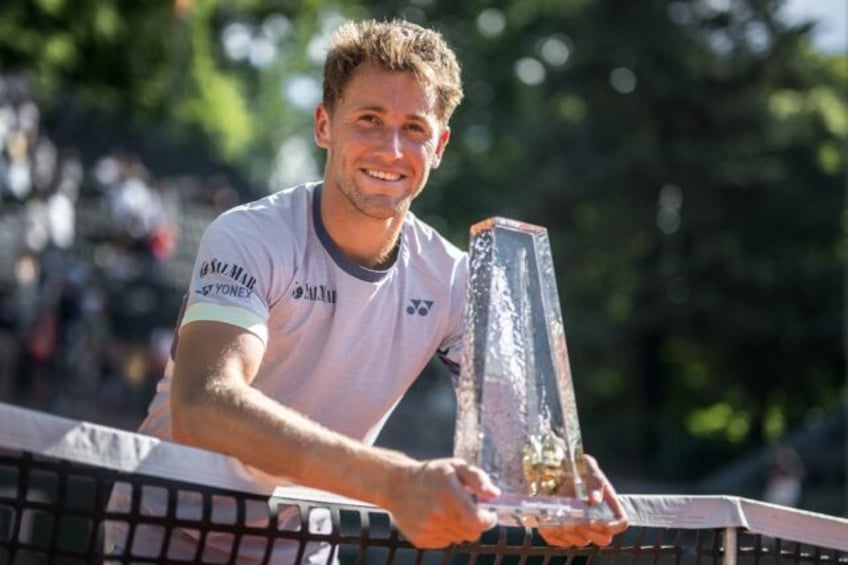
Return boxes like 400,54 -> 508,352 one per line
722,527 -> 738,565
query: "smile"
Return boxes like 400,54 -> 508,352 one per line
364,169 -> 403,181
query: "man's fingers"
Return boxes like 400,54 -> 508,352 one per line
408,510 -> 491,547
581,454 -> 629,526
539,523 -> 619,548
606,518 -> 629,535
451,462 -> 500,532
531,453 -> 631,549
476,507 -> 499,531
538,527 -> 593,548
400,459 -> 499,547
581,454 -> 607,503
453,461 -> 501,500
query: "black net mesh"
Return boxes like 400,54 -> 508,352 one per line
2,447 -> 847,565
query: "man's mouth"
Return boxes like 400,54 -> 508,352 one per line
364,168 -> 403,182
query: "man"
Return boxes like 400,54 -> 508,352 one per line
106,18 -> 628,561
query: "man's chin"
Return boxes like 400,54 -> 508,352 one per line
357,199 -> 410,220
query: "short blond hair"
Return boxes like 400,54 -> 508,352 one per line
322,19 -> 463,126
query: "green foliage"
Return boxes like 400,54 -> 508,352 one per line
177,1 -> 254,159
392,0 -> 844,480
1,0 -> 844,483
0,0 -> 255,160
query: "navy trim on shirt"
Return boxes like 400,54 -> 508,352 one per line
312,183 -> 400,283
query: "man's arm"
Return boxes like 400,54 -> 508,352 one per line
169,320 -> 500,548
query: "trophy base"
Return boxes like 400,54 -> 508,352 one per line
481,493 -> 616,528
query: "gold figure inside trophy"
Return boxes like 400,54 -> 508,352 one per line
522,432 -> 588,498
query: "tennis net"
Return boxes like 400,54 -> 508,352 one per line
1,401 -> 846,564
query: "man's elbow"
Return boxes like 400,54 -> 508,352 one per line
170,373 -> 242,449
171,408 -> 194,445
170,380 -> 209,446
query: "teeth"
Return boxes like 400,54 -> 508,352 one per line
366,169 -> 401,181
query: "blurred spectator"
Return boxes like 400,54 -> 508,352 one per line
3,129 -> 32,200
0,69 -> 244,428
0,74 -> 38,203
12,252 -> 41,399
92,151 -> 178,279
99,155 -> 160,241
762,446 -> 805,508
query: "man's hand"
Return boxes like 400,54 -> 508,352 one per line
384,458 -> 501,549
537,454 -> 629,547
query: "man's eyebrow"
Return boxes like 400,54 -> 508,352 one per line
354,104 -> 386,114
355,104 -> 432,124
405,114 -> 432,125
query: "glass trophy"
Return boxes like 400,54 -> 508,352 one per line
454,217 -> 613,528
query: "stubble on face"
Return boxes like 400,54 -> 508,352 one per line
332,162 -> 419,221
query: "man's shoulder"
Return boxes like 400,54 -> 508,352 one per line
223,182 -> 317,217
404,213 -> 466,261
402,214 -> 467,287
210,182 -> 318,235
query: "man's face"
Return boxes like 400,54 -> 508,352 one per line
314,62 -> 451,220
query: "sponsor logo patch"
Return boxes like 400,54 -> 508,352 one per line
291,281 -> 337,304
406,299 -> 434,316
199,258 -> 256,290
196,258 -> 257,299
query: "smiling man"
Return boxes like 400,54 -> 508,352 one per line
314,57 -> 450,268
105,19 -> 627,562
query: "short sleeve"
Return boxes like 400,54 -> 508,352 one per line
180,210 -> 274,346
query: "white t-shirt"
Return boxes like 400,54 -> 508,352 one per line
106,182 -> 468,562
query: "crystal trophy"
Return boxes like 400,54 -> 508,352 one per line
454,217 -> 613,527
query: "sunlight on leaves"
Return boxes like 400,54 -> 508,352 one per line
817,141 -> 842,174
555,94 -> 587,123
35,0 -> 65,16
763,402 -> 786,442
93,4 -> 122,40
687,403 -> 750,444
43,34 -> 76,69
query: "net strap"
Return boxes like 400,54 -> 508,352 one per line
621,494 -> 848,551
0,401 -> 365,507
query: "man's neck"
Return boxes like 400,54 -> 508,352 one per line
320,186 -> 405,270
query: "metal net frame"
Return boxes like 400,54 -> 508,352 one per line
1,403 -> 846,565
2,448 -> 847,565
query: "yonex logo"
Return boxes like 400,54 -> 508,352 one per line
195,283 -> 252,299
406,299 -> 434,316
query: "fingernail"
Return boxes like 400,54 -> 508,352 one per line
483,478 -> 501,496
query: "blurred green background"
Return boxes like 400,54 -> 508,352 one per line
0,0 -> 845,516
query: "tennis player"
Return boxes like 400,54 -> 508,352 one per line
105,18 -> 628,561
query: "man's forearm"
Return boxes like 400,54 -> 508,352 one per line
171,375 -> 414,508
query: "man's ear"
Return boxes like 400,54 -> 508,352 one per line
314,104 -> 331,149
431,127 -> 451,169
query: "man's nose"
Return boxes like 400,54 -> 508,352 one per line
377,128 -> 403,159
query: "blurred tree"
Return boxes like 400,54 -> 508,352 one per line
421,0 -> 845,481
0,0 -> 255,161
0,0 -> 844,484
354,0 -> 846,481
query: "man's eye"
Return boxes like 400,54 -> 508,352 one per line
406,123 -> 428,135
360,115 -> 380,125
